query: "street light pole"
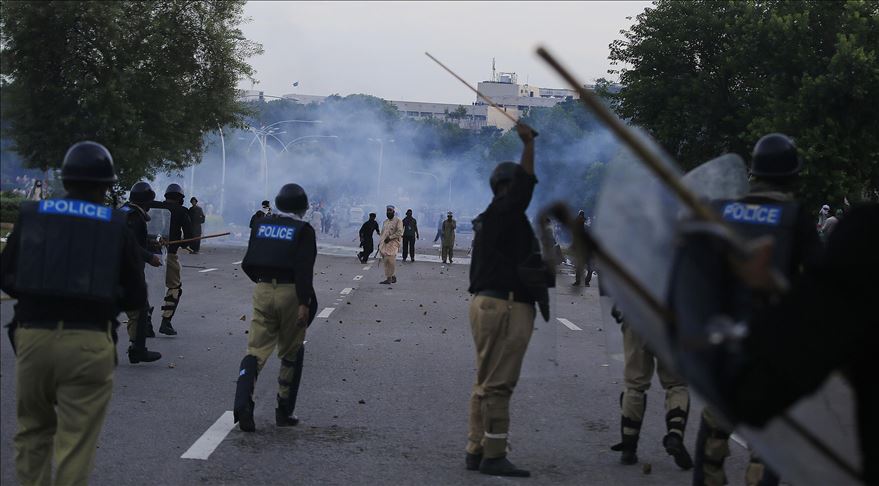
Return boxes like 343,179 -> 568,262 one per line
218,124 -> 226,216
368,138 -> 394,202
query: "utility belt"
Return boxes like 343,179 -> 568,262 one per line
476,289 -> 534,305
19,320 -> 113,332
256,276 -> 295,285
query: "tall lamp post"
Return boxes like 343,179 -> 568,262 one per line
368,138 -> 394,201
408,170 -> 452,208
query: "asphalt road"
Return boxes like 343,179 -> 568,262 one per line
1,243 -> 750,485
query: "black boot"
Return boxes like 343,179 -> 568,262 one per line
379,278 -> 392,284
465,453 -> 482,471
275,406 -> 299,427
234,355 -> 259,432
665,405 -> 693,469
664,433 -> 693,470
159,318 -> 177,336
479,456 -> 530,477
127,345 -> 161,364
611,434 -> 639,465
391,276 -> 397,283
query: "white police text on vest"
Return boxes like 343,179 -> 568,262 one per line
721,202 -> 782,226
39,199 -> 111,222
257,224 -> 295,241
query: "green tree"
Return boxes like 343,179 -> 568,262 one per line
609,0 -> 879,207
0,0 -> 262,187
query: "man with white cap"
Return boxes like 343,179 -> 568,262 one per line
379,205 -> 403,284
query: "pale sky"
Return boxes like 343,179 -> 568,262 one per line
239,1 -> 652,105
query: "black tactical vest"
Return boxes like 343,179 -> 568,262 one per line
241,216 -> 307,282
15,198 -> 125,302
713,197 -> 799,276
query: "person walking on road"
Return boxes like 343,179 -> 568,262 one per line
358,213 -> 380,263
379,205 -> 403,284
402,209 -> 419,262
573,210 -> 593,286
1,141 -> 147,486
465,122 -> 541,477
441,211 -> 457,264
121,181 -> 163,364
154,183 -> 192,336
609,307 -> 693,469
233,183 -> 318,432
188,197 -> 205,253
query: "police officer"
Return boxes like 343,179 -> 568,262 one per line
465,122 -> 541,477
0,141 -> 147,485
401,209 -> 419,262
693,133 -> 822,486
233,183 -> 318,432
610,305 -> 693,469
120,181 -> 163,363
153,183 -> 192,335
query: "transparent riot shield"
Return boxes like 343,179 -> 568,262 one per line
145,206 -> 171,321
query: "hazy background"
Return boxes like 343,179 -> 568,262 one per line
239,1 -> 651,101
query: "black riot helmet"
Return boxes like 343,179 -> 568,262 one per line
489,161 -> 526,195
61,141 -> 117,183
275,183 -> 309,214
129,181 -> 156,205
164,183 -> 184,201
750,133 -> 801,179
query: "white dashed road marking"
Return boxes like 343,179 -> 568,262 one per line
181,411 -> 235,460
340,288 -> 353,295
199,268 -> 218,273
316,307 -> 335,319
232,260 -> 242,265
556,318 -> 582,331
353,275 -> 363,281
363,266 -> 371,271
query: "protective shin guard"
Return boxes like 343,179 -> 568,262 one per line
234,355 -> 259,431
692,415 -> 730,486
664,405 -> 693,469
277,345 -> 304,417
612,392 -> 645,465
161,287 -> 183,319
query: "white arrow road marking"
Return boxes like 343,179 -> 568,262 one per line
316,307 -> 335,319
556,318 -> 582,331
340,288 -> 353,295
181,411 -> 235,460
198,268 -> 218,273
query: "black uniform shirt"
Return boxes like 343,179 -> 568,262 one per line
152,200 -> 192,254
0,211 -> 147,321
402,216 -> 419,238
468,170 -> 538,297
122,202 -> 154,263
359,219 -> 379,241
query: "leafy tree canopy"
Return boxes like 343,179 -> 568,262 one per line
609,0 -> 879,207
0,0 -> 262,187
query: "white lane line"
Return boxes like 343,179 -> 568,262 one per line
556,318 -> 582,331
340,288 -> 353,295
353,275 -> 363,281
232,260 -> 242,265
181,411 -> 235,460
363,265 -> 372,271
316,307 -> 335,319
199,268 -> 218,273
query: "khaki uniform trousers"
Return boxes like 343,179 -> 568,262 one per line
621,322 -> 689,437
442,245 -> 454,263
698,407 -> 773,486
248,282 -> 307,400
14,326 -> 115,486
162,253 -> 182,320
382,254 -> 396,278
466,295 -> 535,458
